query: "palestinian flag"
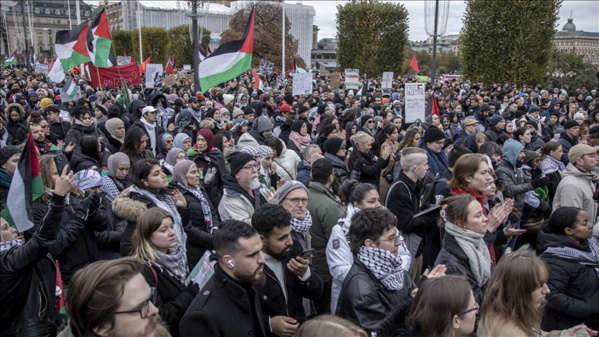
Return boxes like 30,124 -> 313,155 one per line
47,59 -> 65,83
2,132 -> 45,233
165,55 -> 175,74
64,75 -> 77,97
87,8 -> 112,68
56,21 -> 91,74
355,80 -> 370,98
289,58 -> 297,74
252,69 -> 263,91
198,6 -> 254,92
4,50 -> 17,66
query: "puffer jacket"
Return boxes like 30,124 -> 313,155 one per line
64,123 -> 107,148
538,232 -> 599,330
336,259 -> 413,336
47,119 -> 71,144
273,139 -> 301,181
295,160 -> 311,185
32,193 -> 110,286
434,233 -> 488,305
174,184 -> 218,269
495,139 -> 533,213
0,194 -> 67,337
324,152 -> 349,184
553,163 -> 597,223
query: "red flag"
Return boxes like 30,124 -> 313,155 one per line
55,260 -> 64,312
410,54 -> 420,73
165,55 -> 175,74
431,95 -> 440,117
139,56 -> 151,74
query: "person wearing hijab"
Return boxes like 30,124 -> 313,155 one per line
186,129 -> 227,207
101,152 -> 131,202
166,147 -> 187,168
288,120 -> 312,159
104,118 -> 126,154
173,133 -> 192,153
155,133 -> 174,161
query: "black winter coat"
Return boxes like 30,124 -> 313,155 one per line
324,152 -> 349,184
538,232 -> 599,330
106,135 -> 123,154
142,262 -> 199,337
69,150 -> 101,173
32,193 -> 111,286
174,184 -> 218,269
47,120 -> 71,144
179,264 -> 267,337
348,148 -> 389,189
0,194 -> 67,337
336,259 -> 412,336
434,233 -> 488,305
64,123 -> 107,149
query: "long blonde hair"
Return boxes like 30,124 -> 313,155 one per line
131,208 -> 174,262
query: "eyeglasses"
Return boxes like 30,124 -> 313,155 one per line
114,288 -> 156,319
284,197 -> 310,205
241,163 -> 261,171
367,120 -> 375,124
458,302 -> 479,315
176,155 -> 188,160
379,230 -> 402,243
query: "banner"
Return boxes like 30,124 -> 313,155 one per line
404,83 -> 426,123
88,63 -> 141,88
183,64 -> 191,71
382,72 -> 394,89
35,64 -> 49,74
116,56 -> 131,65
292,73 -> 312,96
145,64 -> 163,89
344,69 -> 360,89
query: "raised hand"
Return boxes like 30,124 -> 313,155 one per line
54,165 -> 74,197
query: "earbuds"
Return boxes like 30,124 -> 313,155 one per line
227,260 -> 234,268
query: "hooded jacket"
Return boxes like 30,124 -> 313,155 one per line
217,175 -> 268,224
495,139 -> 533,213
553,163 -> 597,222
558,132 -> 578,165
273,139 -> 301,181
64,123 -> 107,149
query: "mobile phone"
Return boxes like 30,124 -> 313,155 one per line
299,248 -> 314,258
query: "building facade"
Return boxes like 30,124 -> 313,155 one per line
553,17 -> 599,66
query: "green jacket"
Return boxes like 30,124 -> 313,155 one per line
307,182 -> 342,282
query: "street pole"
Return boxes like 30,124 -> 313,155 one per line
137,0 -> 143,63
192,0 -> 200,93
281,3 -> 285,77
430,0 -> 439,84
20,0 -> 30,72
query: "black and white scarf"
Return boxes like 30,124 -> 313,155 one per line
154,244 -> 189,284
0,239 -> 22,254
357,246 -> 406,291
176,183 -> 213,232
445,221 -> 491,287
545,236 -> 599,277
290,210 -> 312,235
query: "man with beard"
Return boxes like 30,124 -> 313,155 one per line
218,152 -> 268,223
180,220 -> 267,337
59,257 -> 170,337
253,204 -> 323,337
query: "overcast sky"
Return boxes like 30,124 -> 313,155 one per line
302,0 -> 599,42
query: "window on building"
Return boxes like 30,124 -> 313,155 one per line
34,8 -> 40,14
55,9 -> 62,15
45,8 -> 51,15
84,11 -> 90,17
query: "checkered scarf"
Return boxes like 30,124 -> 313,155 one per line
545,236 -> 599,277
290,210 -> 312,235
0,239 -> 23,254
357,246 -> 406,291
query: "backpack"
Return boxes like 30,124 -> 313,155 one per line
421,175 -> 450,206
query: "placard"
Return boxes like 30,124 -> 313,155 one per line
344,69 -> 360,89
35,64 -> 49,74
59,86 -> 81,102
382,72 -> 394,89
145,64 -> 164,89
404,82 -> 426,123
162,74 -> 177,86
329,72 -> 341,90
259,60 -> 274,74
183,64 -> 191,71
116,56 -> 131,65
292,73 -> 313,96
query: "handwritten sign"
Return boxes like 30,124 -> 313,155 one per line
344,69 -> 360,89
145,64 -> 163,89
404,83 -> 425,123
292,73 -> 313,96
329,72 -> 342,90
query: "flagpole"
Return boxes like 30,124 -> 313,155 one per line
137,0 -> 143,65
67,0 -> 72,29
76,0 -> 85,79
281,2 -> 285,76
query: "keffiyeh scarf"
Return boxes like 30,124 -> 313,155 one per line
0,239 -> 22,253
153,244 -> 189,284
545,236 -> 599,277
176,183 -> 214,232
290,210 -> 313,235
357,246 -> 406,291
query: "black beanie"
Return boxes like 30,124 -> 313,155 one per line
228,151 -> 255,177
525,120 -> 538,129
291,120 -> 305,133
481,103 -> 490,112
0,145 -> 20,166
244,107 -> 254,116
323,138 -> 345,154
299,106 -> 310,115
422,126 -> 446,143
321,124 -> 337,138
564,120 -> 579,129
317,104 -> 327,115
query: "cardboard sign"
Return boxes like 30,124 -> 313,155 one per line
292,73 -> 313,96
162,75 -> 177,86
344,69 -> 360,89
382,72 -> 394,89
329,72 -> 342,90
404,82 -> 426,123
116,56 -> 131,65
145,64 -> 164,89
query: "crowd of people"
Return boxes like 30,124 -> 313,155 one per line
1,64 -> 599,337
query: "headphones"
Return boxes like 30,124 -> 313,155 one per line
227,260 -> 234,268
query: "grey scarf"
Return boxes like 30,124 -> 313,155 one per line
357,246 -> 406,291
445,221 -> 491,287
154,244 -> 189,284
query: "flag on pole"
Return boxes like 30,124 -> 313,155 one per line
355,81 -> 369,98
56,21 -> 91,74
86,8 -> 113,68
1,132 -> 45,232
29,50 -> 36,66
252,69 -> 263,91
289,58 -> 297,74
165,55 -> 175,74
64,75 -> 77,97
47,59 -> 65,83
430,94 -> 440,117
139,56 -> 151,74
4,49 -> 17,66
410,54 -> 420,73
198,7 -> 255,92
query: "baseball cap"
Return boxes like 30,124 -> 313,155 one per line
142,106 -> 158,114
568,144 -> 599,163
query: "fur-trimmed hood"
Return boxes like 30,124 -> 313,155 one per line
111,187 -> 148,222
6,103 -> 25,117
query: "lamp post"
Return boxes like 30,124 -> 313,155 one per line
191,0 -> 200,94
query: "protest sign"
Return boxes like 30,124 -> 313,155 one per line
292,73 -> 313,96
145,64 -> 164,89
382,72 -> 394,89
404,83 -> 426,123
329,72 -> 342,90
35,64 -> 49,74
183,64 -> 191,71
116,56 -> 131,65
344,69 -> 360,89
259,60 -> 274,74
162,75 -> 177,86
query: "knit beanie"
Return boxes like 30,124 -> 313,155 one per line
528,104 -> 540,113
228,151 -> 256,176
254,115 -> 273,133
96,105 -> 108,116
223,94 -> 235,107
481,103 -> 490,112
422,126 -> 446,143
573,112 -> 584,120
231,118 -> 248,132
564,120 -> 579,129
298,106 -> 310,115
244,107 -> 255,116
489,115 -> 504,127
0,145 -> 20,166
276,180 -> 308,204
321,124 -> 337,138
323,137 -> 345,155
291,120 -> 305,133
523,150 -> 540,165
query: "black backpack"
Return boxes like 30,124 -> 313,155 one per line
421,175 -> 449,206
